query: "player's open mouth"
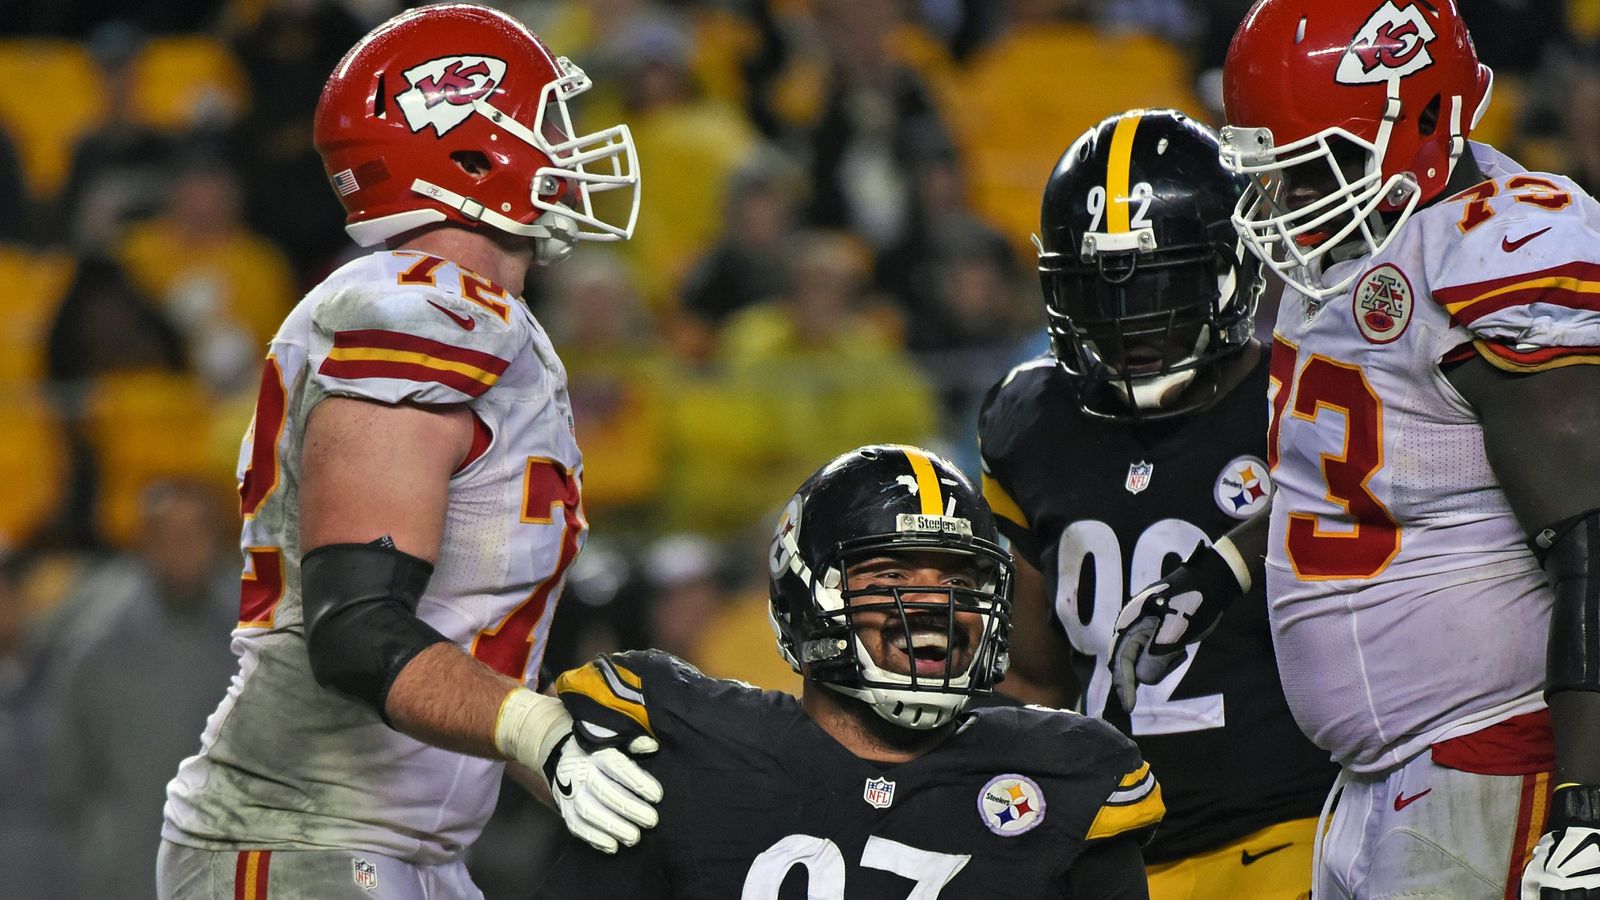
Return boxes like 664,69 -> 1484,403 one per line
884,620 -> 966,677
1122,346 -> 1165,376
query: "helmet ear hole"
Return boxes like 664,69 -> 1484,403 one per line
1418,93 -> 1442,138
451,150 -> 493,179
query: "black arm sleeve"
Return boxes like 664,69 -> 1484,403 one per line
300,540 -> 450,722
1540,510 -> 1600,696
1061,835 -> 1150,900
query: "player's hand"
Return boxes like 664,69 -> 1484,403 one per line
1521,785 -> 1600,899
494,687 -> 663,854
542,724 -> 662,854
1109,539 -> 1248,713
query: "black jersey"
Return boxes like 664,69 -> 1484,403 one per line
535,650 -> 1164,899
976,354 -> 1336,864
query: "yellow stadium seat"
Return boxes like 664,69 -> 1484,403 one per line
620,99 -> 757,309
690,6 -> 760,108
950,26 -> 1203,257
1573,0 -> 1600,40
0,40 -> 107,199
0,385 -> 68,545
0,246 -> 75,386
81,371 -> 226,546
130,36 -> 250,130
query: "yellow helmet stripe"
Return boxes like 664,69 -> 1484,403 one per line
899,446 -> 945,516
1105,113 -> 1144,234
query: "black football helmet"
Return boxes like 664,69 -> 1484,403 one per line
767,445 -> 1014,729
1038,108 -> 1264,421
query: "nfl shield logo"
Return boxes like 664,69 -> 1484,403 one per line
352,858 -> 378,891
863,777 -> 896,809
1125,461 -> 1154,495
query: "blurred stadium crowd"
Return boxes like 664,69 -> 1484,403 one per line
0,0 -> 1597,897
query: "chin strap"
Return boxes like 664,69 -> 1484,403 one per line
411,179 -> 579,266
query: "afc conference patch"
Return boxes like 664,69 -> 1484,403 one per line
1214,455 -> 1272,518
1353,263 -> 1414,344
978,774 -> 1046,836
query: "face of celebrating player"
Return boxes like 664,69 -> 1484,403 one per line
843,550 -> 986,682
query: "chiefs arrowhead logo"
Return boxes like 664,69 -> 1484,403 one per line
1336,2 -> 1437,85
395,55 -> 508,137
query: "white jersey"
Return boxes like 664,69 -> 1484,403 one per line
1266,144 -> 1600,774
163,250 -> 587,864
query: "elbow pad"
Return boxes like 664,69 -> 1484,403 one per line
1539,510 -> 1600,696
300,541 -> 450,721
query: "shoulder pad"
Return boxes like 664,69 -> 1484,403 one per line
553,652 -> 661,741
966,706 -> 1164,841
1084,760 -> 1165,842
977,357 -> 1057,532
311,253 -> 523,405
1430,177 -> 1600,370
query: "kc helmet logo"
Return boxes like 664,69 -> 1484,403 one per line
1336,2 -> 1437,85
396,55 -> 508,136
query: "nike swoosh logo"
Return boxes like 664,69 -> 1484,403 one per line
1240,843 -> 1292,865
555,776 -> 574,798
427,300 -> 476,331
1393,788 -> 1431,811
1501,227 -> 1552,252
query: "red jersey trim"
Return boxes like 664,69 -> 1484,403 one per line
233,850 -> 270,900
1433,261 -> 1600,327
1473,340 -> 1600,373
1430,709 -> 1555,776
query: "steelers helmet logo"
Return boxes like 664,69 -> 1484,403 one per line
768,495 -> 803,578
978,774 -> 1046,836
1215,455 -> 1272,519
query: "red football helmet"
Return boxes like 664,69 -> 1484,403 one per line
1219,0 -> 1492,297
314,4 -> 639,261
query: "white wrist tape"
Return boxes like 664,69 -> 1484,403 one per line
1213,535 -> 1254,594
493,687 -> 570,770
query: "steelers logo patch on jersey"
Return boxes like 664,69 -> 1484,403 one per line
978,774 -> 1046,836
1214,455 -> 1272,519
1353,263 -> 1414,344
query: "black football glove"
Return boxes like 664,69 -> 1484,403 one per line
1109,539 -> 1249,712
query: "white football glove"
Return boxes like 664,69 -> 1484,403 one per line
494,688 -> 662,854
1109,538 -> 1251,713
1521,784 -> 1600,899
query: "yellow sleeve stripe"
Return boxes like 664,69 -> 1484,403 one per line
981,473 -> 1030,530
1086,766 -> 1165,841
554,657 -> 651,733
1115,761 -> 1152,791
898,446 -> 945,516
324,345 -> 501,386
1105,113 -> 1144,234
1441,275 -> 1600,314
1472,339 -> 1600,373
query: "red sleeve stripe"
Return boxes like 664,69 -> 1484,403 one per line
319,357 -> 500,397
1433,262 -> 1600,326
1475,340 -> 1600,372
330,329 -> 509,374
1433,261 -> 1600,305
319,329 -> 509,397
1441,280 -> 1600,328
